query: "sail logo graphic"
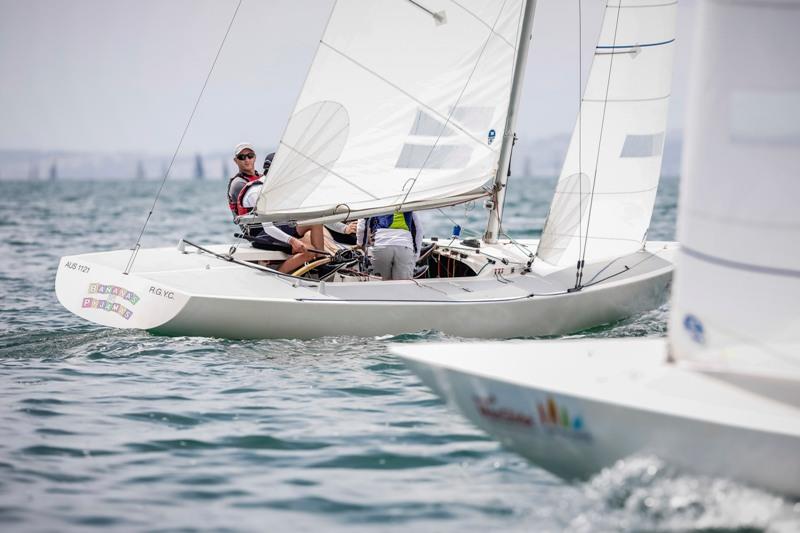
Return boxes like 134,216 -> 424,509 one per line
683,314 -> 705,344
487,129 -> 496,145
81,283 -> 140,320
474,394 -> 534,427
472,394 -> 591,441
536,396 -> 591,441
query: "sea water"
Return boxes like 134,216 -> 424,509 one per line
1,177 -> 798,532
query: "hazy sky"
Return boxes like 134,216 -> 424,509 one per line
0,0 -> 695,155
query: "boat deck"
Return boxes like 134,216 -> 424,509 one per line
394,338 -> 800,435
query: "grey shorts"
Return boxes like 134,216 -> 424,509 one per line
370,245 -> 415,280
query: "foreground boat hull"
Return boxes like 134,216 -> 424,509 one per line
55,240 -> 675,339
393,339 -> 800,497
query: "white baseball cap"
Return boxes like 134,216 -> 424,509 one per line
234,142 -> 255,156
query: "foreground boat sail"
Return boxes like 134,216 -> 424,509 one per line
394,0 -> 800,496
56,0 -> 678,339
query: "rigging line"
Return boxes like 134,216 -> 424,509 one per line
580,249 -> 659,288
437,208 -> 479,237
405,0 -> 446,23
575,0 -> 583,288
577,1 -> 623,286
124,0 -> 242,276
180,240 -> 301,284
398,0 -> 512,209
583,254 -> 624,285
450,0 -> 516,49
499,229 -> 535,259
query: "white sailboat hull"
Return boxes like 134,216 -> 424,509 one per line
393,338 -> 800,497
55,240 -> 675,339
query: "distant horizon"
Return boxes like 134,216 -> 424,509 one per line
0,127 -> 685,156
0,129 -> 685,181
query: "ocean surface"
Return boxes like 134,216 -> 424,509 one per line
1,176 -> 798,532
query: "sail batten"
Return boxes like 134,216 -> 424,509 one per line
256,0 -> 527,222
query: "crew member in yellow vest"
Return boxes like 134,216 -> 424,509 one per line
357,211 -> 422,280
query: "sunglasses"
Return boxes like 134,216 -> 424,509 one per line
236,153 -> 256,161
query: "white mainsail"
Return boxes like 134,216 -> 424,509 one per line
255,0 -> 528,223
537,0 -> 677,267
669,0 -> 800,378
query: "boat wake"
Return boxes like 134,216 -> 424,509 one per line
577,456 -> 799,532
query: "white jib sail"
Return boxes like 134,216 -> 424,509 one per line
669,0 -> 800,378
536,0 -> 677,267
255,0 -> 527,223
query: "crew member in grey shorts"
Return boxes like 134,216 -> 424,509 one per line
357,212 -> 423,280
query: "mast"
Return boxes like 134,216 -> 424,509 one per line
483,0 -> 537,244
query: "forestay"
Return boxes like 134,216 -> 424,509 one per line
254,0 -> 527,224
670,0 -> 800,378
537,0 -> 676,267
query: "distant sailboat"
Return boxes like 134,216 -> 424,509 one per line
221,157 -> 229,181
194,153 -> 205,180
394,0 -> 800,497
136,160 -> 146,180
48,160 -> 58,181
55,0 -> 678,340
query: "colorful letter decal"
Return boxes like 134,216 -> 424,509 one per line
81,283 -> 140,320
87,283 -> 140,304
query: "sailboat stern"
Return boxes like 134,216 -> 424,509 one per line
55,253 -> 189,331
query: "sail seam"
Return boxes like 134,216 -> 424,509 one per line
449,1 -> 516,49
542,233 -> 644,243
271,140 -> 380,200
686,210 -> 800,230
606,1 -> 677,8
682,246 -> 800,279
318,41 -> 495,152
583,94 -> 670,103
597,38 -> 674,49
553,185 -> 659,195
266,130 -> 352,197
713,0 -> 800,11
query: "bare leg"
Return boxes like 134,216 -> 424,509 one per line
278,252 -> 315,274
296,224 -> 325,253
